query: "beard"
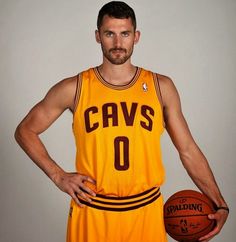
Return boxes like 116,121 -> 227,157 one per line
101,44 -> 134,65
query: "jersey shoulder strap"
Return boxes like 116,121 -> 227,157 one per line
73,72 -> 83,114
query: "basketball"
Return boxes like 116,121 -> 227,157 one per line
164,190 -> 216,242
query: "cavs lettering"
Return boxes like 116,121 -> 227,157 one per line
84,102 -> 154,133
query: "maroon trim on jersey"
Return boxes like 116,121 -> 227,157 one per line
78,187 -> 161,212
153,73 -> 164,110
79,193 -> 161,212
94,67 -> 141,90
91,188 -> 160,206
153,72 -> 165,128
96,186 -> 158,200
73,73 -> 83,114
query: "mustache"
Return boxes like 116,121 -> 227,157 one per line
109,48 -> 127,52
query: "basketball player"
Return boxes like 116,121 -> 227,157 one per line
15,1 -> 228,242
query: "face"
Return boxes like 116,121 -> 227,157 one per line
96,15 -> 140,65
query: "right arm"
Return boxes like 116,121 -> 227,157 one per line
15,76 -> 96,206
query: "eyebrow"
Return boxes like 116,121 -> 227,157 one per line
121,30 -> 132,33
103,30 -> 114,33
103,30 -> 132,34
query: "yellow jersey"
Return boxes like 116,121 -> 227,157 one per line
73,67 -> 165,197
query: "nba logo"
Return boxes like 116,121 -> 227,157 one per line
142,83 -> 148,92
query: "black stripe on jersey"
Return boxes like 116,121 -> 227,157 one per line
80,186 -> 159,201
77,187 -> 161,211
73,73 -> 82,114
153,73 -> 164,109
153,72 -> 165,128
94,67 -> 141,90
96,186 -> 158,200
79,193 -> 161,212
90,188 -> 160,206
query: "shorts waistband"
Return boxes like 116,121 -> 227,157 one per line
79,187 -> 161,211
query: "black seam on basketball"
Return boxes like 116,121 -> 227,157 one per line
164,214 -> 210,219
164,192 -> 215,240
166,220 -> 215,237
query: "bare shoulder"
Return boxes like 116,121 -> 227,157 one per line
157,74 -> 177,91
48,74 -> 78,97
156,74 -> 180,108
43,74 -> 78,111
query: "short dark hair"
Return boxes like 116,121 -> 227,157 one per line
97,1 -> 136,30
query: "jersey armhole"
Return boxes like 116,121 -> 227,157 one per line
153,73 -> 166,128
73,72 -> 82,114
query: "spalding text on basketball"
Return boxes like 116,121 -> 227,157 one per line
166,203 -> 203,216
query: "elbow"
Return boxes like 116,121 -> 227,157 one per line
14,124 -> 22,144
14,123 -> 27,145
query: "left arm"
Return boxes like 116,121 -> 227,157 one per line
159,75 -> 228,241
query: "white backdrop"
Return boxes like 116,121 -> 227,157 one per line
0,0 -> 235,241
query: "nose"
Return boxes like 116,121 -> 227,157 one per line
114,34 -> 122,48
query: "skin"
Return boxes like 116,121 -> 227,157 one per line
15,15 -> 228,241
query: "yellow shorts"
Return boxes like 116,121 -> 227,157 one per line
66,187 -> 167,242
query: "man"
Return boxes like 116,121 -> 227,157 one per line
15,1 -> 228,242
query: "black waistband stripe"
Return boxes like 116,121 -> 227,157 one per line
96,186 -> 158,200
91,188 -> 160,206
78,187 -> 161,212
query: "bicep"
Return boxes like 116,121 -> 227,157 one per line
20,100 -> 65,134
161,76 -> 196,153
165,107 -> 195,153
18,77 -> 76,134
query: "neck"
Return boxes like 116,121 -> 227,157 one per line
98,60 -> 137,85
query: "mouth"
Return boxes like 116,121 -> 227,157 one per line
110,48 -> 126,54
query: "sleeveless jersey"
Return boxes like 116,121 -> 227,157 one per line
72,67 -> 165,197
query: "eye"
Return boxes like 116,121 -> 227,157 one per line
121,32 -> 130,37
105,31 -> 114,37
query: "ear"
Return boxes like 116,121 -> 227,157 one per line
134,30 -> 141,45
95,30 -> 101,43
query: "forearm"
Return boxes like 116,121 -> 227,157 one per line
15,124 -> 64,183
180,143 -> 228,208
15,124 -> 97,206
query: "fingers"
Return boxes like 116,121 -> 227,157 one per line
79,175 -> 96,196
69,185 -> 93,208
198,215 -> 216,241
71,174 -> 96,207
198,225 -> 219,241
199,210 -> 228,241
70,192 -> 85,208
79,183 -> 96,197
75,186 -> 93,202
69,187 -> 92,208
55,172 -> 97,207
84,175 -> 96,185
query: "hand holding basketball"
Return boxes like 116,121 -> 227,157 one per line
164,190 -> 229,242
198,207 -> 229,242
164,190 -> 215,241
